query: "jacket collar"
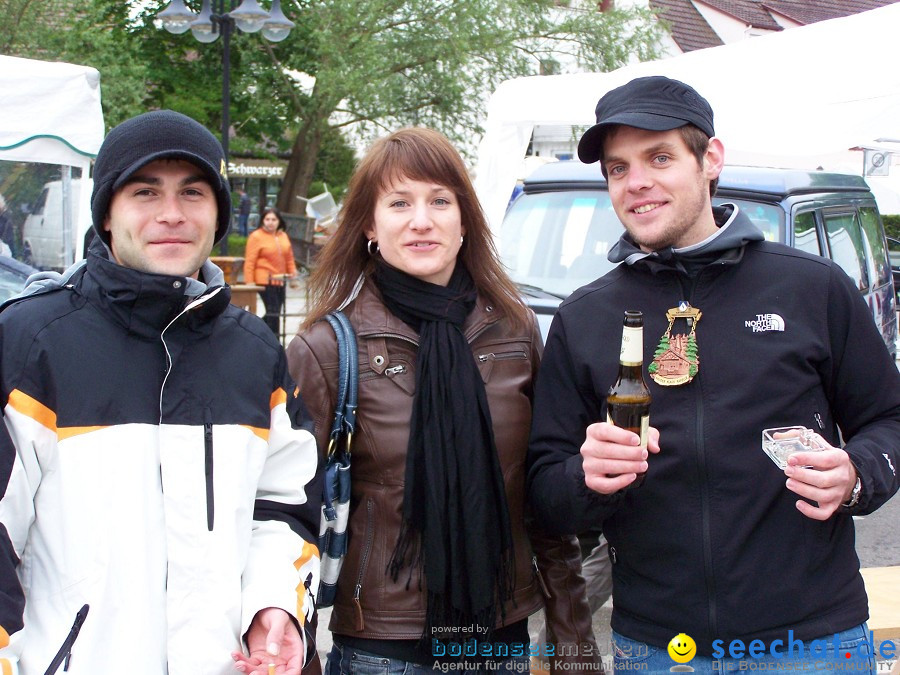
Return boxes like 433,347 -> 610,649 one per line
81,246 -> 231,340
348,277 -> 501,344
608,204 -> 763,275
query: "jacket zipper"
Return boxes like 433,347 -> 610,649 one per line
814,412 -> 825,431
531,556 -> 551,599
366,332 -> 418,348
204,407 -> 214,532
477,350 -> 528,363
157,289 -> 224,534
686,269 -> 719,639
367,321 -> 498,349
353,497 -> 376,631
359,364 -> 407,383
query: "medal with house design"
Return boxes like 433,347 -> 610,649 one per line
649,302 -> 702,386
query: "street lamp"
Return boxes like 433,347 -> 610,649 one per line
157,0 -> 294,253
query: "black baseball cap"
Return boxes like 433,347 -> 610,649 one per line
577,76 -> 715,164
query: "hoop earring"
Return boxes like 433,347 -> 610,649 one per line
460,235 -> 464,244
367,239 -> 379,256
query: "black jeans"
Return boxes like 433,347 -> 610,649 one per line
259,284 -> 285,335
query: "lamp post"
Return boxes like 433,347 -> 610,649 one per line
157,0 -> 294,253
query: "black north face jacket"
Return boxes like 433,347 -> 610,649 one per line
527,206 -> 900,655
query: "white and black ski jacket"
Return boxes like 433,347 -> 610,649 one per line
0,249 -> 321,674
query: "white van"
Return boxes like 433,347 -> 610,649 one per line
22,178 -> 93,271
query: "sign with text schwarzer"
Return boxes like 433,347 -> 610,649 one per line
228,158 -> 287,179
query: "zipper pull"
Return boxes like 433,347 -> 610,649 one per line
477,353 -> 494,362
532,555 -> 551,599
353,583 -> 365,631
814,413 -> 825,431
204,408 -> 214,531
384,364 -> 406,375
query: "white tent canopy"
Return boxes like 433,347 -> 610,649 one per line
0,55 -> 104,170
0,55 -> 104,267
474,3 -> 900,228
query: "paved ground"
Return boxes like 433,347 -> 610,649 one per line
268,279 -> 898,670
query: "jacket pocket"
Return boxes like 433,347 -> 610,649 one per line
476,349 -> 527,383
360,360 -> 415,396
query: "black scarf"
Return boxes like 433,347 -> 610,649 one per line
374,260 -> 514,643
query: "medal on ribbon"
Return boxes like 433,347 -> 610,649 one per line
649,301 -> 702,386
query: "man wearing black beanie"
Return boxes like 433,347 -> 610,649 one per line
0,110 -> 321,675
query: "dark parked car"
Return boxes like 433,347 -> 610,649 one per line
887,237 -> 900,306
501,162 -> 897,358
0,255 -> 37,303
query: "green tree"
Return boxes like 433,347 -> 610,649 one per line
266,0 -> 662,211
2,1 -> 662,209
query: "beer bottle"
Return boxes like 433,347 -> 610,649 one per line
607,310 -> 652,487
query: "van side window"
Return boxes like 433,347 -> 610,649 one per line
823,211 -> 870,292
858,206 -> 891,288
792,211 -> 821,255
714,199 -> 782,242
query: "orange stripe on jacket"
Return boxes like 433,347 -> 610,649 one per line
7,389 -> 56,432
242,425 -> 269,441
270,388 -> 287,410
58,425 -> 107,441
294,540 -> 320,624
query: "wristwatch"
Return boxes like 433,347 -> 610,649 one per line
842,476 -> 862,508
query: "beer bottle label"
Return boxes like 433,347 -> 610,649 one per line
620,325 -> 643,366
606,412 -> 650,449
639,414 -> 649,449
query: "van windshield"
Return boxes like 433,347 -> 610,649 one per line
501,190 -> 785,298
500,190 -> 621,297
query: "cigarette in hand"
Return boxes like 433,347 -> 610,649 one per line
268,664 -> 276,675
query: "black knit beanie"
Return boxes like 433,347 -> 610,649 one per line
90,110 -> 232,244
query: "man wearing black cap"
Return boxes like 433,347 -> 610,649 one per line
0,111 -> 321,674
527,76 -> 900,671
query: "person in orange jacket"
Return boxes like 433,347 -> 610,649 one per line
244,207 -> 299,334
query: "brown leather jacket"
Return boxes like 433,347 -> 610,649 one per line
287,281 -> 600,672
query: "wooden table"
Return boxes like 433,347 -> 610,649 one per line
209,256 -> 244,286
229,284 -> 263,313
860,566 -> 900,642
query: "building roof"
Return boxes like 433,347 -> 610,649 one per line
698,0 -> 783,30
649,0 -> 899,52
762,0 -> 898,25
650,0 -> 724,52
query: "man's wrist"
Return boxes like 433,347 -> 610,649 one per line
842,475 -> 862,508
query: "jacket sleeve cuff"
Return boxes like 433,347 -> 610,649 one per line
567,455 -> 625,524
241,520 -> 319,640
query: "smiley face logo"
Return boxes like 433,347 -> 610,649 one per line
667,633 -> 696,664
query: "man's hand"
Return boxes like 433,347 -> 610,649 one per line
232,607 -> 304,675
581,422 -> 661,495
784,435 -> 858,520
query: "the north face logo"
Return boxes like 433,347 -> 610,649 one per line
745,313 -> 785,332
